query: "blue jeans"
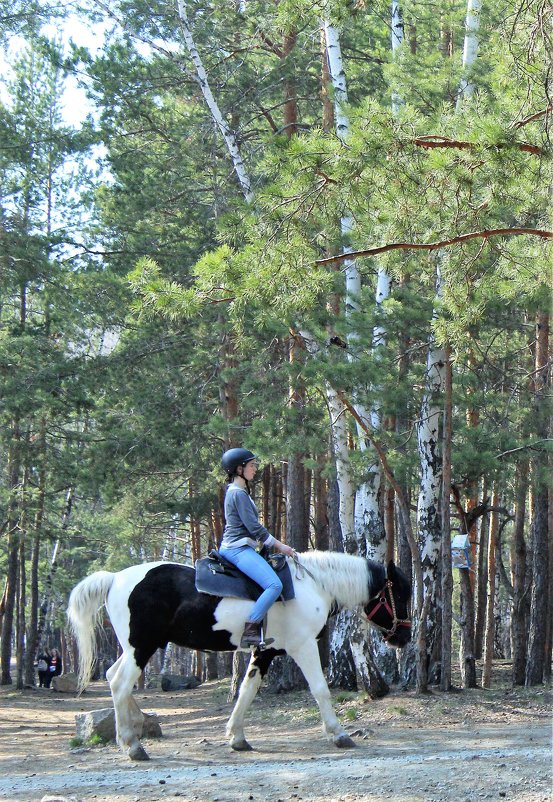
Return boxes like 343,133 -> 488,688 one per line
219,545 -> 283,624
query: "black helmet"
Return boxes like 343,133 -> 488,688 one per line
222,447 -> 257,475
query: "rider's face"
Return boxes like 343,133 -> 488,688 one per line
242,460 -> 257,481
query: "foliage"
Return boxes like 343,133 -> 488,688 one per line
0,0 -> 550,683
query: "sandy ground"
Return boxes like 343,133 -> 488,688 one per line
0,667 -> 551,802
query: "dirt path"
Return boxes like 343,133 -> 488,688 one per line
0,674 -> 550,802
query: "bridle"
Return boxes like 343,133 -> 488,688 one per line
365,580 -> 411,641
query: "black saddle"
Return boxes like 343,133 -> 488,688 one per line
195,549 -> 295,602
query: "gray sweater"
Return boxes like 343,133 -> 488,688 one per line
221,483 -> 276,549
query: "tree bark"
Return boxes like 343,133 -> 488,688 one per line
525,311 -> 550,686
416,267 -> 446,683
440,347 -> 453,691
511,461 -> 529,685
0,416 -> 22,685
24,424 -> 46,687
456,0 -> 482,105
474,493 -> 489,658
458,568 -> 477,687
176,0 -> 252,202
482,489 -> 500,688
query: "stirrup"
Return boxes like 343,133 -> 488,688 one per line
241,622 -> 274,650
258,625 -> 275,649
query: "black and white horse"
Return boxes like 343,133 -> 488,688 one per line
68,551 -> 411,760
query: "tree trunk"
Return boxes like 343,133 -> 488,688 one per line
416,272 -> 446,684
525,483 -> 550,685
313,458 -> 329,551
525,311 -> 550,686
440,347 -> 453,691
482,490 -> 500,688
16,539 -> 26,690
327,610 -> 357,690
457,0 -> 482,105
176,0 -> 252,201
0,417 -> 22,685
36,488 -> 73,651
458,568 -> 477,687
474,496 -> 489,658
24,426 -> 46,686
511,461 -> 529,685
227,651 -> 247,702
545,485 -> 553,683
282,30 -> 298,135
319,22 -> 334,132
287,335 -> 309,552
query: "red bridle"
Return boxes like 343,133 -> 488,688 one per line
365,580 -> 411,641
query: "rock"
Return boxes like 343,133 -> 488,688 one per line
75,708 -> 162,742
40,796 -> 80,802
160,674 -> 201,692
51,673 -> 79,693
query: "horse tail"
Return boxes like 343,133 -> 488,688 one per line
67,570 -> 115,693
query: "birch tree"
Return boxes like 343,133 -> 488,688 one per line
415,0 -> 483,683
176,0 -> 253,203
323,17 -> 390,696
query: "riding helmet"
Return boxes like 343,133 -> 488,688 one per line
221,447 -> 257,475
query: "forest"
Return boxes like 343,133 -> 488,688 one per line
0,0 -> 551,696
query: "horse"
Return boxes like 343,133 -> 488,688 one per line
67,550 -> 411,761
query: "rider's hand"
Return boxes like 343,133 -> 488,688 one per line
278,542 -> 296,558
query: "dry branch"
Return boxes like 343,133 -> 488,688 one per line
315,228 -> 553,267
413,135 -> 541,155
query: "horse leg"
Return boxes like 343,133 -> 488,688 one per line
226,650 -> 274,751
106,656 -> 144,730
108,651 -> 149,761
287,640 -> 356,749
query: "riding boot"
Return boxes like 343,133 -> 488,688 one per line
240,621 -> 262,648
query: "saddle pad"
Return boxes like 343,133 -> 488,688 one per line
195,554 -> 295,602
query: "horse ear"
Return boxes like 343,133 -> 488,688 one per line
387,560 -> 395,580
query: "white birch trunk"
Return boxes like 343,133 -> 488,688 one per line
456,0 -> 482,106
327,384 -> 356,552
324,21 -> 381,557
354,1 -> 404,561
323,21 -> 349,141
414,0 -> 481,673
416,267 -> 446,604
391,0 -> 404,115
301,329 -> 356,551
176,0 -> 253,202
323,22 -> 390,692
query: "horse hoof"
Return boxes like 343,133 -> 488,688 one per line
334,734 -> 356,749
230,739 -> 253,752
129,744 -> 150,761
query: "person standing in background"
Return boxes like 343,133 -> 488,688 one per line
36,647 -> 51,687
45,648 -> 62,687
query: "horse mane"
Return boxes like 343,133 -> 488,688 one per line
297,550 -> 385,609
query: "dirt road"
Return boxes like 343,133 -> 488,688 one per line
0,674 -> 550,802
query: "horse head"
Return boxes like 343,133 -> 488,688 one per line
364,560 -> 412,648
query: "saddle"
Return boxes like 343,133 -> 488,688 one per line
195,550 -> 295,603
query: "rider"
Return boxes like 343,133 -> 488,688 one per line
219,448 -> 296,648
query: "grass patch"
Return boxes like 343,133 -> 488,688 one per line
344,707 -> 358,722
389,705 -> 409,716
88,733 -> 108,746
335,691 -> 358,704
69,734 -> 109,748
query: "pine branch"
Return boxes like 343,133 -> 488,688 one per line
511,105 -> 553,129
412,135 -> 541,155
315,228 -> 553,266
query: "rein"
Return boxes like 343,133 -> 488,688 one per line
365,580 -> 411,641
291,555 -> 317,581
